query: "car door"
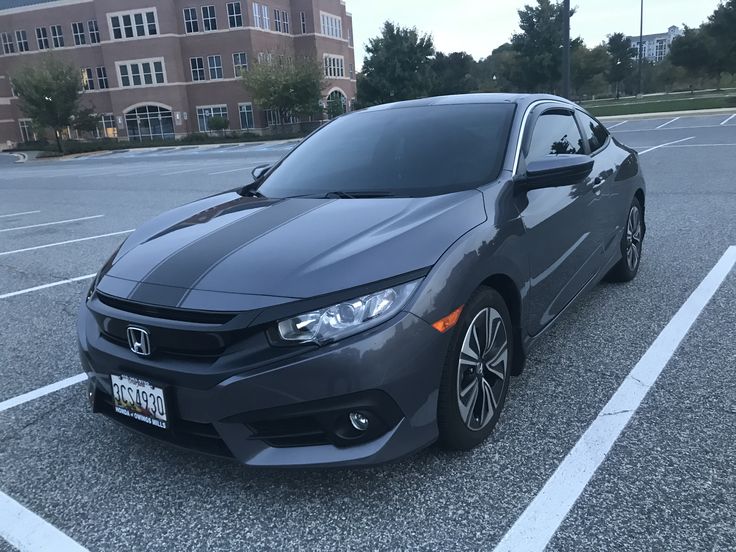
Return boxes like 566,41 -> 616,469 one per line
515,106 -> 604,336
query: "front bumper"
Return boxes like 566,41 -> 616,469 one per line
78,303 -> 449,467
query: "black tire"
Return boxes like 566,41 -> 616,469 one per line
606,196 -> 644,283
437,287 -> 512,450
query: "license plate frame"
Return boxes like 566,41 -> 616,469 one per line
110,374 -> 168,429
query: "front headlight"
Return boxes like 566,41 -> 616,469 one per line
277,280 -> 421,345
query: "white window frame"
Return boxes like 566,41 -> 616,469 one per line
300,12 -> 306,34
98,113 -> 117,138
274,9 -> 281,32
261,4 -> 270,30
116,57 -> 166,88
1,32 -> 15,54
227,2 -> 243,28
282,11 -> 289,33
15,30 -> 29,52
19,119 -> 36,142
96,66 -> 108,89
207,55 -> 223,80
88,20 -> 100,43
202,5 -> 217,31
253,2 -> 261,28
36,27 -> 49,49
320,12 -> 342,38
323,54 -> 345,78
71,22 -> 86,46
81,67 -> 94,90
190,57 -> 205,81
107,8 -> 159,41
238,102 -> 254,129
196,104 -> 228,132
183,7 -> 199,33
50,25 -> 64,48
232,52 -> 248,77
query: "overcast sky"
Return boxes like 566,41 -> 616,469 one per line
348,0 -> 722,70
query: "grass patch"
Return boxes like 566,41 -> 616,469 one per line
586,94 -> 736,117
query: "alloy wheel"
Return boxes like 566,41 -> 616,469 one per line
626,205 -> 643,271
457,307 -> 508,431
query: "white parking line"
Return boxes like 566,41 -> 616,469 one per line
606,121 -> 627,129
0,373 -> 87,413
209,165 -> 258,175
721,114 -> 736,126
0,215 -> 104,234
638,136 -> 694,155
616,123 -> 734,133
0,491 -> 89,552
0,274 -> 95,300
655,117 -> 680,129
0,230 -> 133,257
493,245 -> 736,552
161,167 -> 207,176
0,210 -> 40,219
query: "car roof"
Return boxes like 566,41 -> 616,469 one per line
362,93 -> 577,113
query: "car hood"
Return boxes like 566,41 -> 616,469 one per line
97,190 -> 487,311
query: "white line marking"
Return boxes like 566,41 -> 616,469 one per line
0,373 -> 87,413
606,121 -> 627,129
721,113 -> 736,126
493,246 -> 736,552
0,215 -> 104,234
0,230 -> 133,257
0,274 -> 95,300
209,165 -> 258,175
0,210 -> 40,219
0,490 -> 89,551
663,143 -> 736,148
161,167 -> 206,176
655,116 -> 680,129
638,136 -> 694,155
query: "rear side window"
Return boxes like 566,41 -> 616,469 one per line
577,112 -> 609,154
526,111 -> 584,162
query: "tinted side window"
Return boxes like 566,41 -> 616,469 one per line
527,111 -> 584,162
578,112 -> 609,153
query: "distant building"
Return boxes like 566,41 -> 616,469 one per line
0,0 -> 356,145
628,25 -> 683,63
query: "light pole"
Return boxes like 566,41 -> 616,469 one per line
562,0 -> 571,98
638,0 -> 644,97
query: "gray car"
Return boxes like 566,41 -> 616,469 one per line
78,93 -> 646,467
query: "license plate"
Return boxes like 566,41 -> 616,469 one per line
110,374 -> 168,429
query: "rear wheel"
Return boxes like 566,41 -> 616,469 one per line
606,197 -> 644,282
438,288 -> 512,450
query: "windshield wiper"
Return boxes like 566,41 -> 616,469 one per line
239,183 -> 267,198
323,191 -> 397,199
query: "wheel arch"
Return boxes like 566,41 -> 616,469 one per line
480,273 -> 526,376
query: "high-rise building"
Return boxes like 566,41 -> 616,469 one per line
0,0 -> 356,146
628,25 -> 683,63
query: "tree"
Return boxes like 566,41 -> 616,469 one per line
606,33 -> 636,97
11,55 -> 83,152
431,52 -> 478,96
207,115 -> 229,134
703,0 -> 736,86
571,44 -> 609,98
70,107 -> 100,135
510,0 -> 582,92
670,27 -> 712,86
357,21 -> 435,106
242,59 -> 324,127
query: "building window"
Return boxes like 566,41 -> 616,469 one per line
15,30 -> 29,52
126,105 -> 174,141
1,32 -> 14,54
253,3 -> 269,30
197,105 -> 228,132
349,63 -> 354,79
257,51 -> 272,65
239,103 -> 254,129
183,8 -> 199,33
320,12 -> 342,38
265,109 -> 281,126
227,2 -> 243,28
117,58 -> 166,87
50,25 -> 64,48
273,9 -> 289,33
207,55 -> 223,79
190,57 -> 205,81
88,20 -> 100,43
96,66 -> 108,89
300,12 -> 306,33
261,4 -> 270,29
36,27 -> 49,49
109,9 -> 158,40
233,52 -> 248,77
253,3 -> 261,28
274,9 -> 281,32
202,6 -> 217,31
282,11 -> 289,33
72,22 -> 86,45
19,119 -> 35,142
99,114 -> 117,138
81,68 -> 94,90
323,54 -> 345,78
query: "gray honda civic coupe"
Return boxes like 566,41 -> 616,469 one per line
78,93 -> 646,467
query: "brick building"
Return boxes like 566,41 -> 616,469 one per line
0,0 -> 356,145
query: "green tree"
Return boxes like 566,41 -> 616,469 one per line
571,44 -> 609,98
357,21 -> 435,106
11,55 -> 84,152
606,33 -> 636,97
475,43 -> 525,93
510,0 -> 582,92
207,115 -> 229,134
242,59 -> 325,126
670,27 -> 710,84
70,107 -> 100,135
431,51 -> 478,96
703,0 -> 736,86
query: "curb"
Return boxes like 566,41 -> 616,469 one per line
12,152 -> 27,163
598,107 -> 736,121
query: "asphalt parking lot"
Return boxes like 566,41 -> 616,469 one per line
0,111 -> 735,551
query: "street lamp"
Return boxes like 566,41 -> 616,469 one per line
562,0 -> 571,99
638,0 -> 644,97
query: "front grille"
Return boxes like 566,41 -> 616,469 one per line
97,292 -> 236,325
95,390 -> 234,458
247,417 -> 331,448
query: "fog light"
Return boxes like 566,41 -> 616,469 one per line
349,411 -> 370,431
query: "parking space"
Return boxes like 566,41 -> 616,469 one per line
1,111 -> 735,551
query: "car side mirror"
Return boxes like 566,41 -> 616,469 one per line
251,164 -> 272,181
516,155 -> 594,190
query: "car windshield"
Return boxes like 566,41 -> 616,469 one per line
256,103 -> 516,198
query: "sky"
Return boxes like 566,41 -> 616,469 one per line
348,0 -> 723,70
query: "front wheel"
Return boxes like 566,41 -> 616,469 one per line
437,288 -> 512,450
606,197 -> 644,282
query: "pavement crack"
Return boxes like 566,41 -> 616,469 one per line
601,409 -> 633,417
